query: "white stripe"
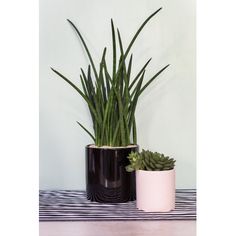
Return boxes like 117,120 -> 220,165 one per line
39,190 -> 196,221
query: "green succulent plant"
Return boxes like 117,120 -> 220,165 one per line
126,149 -> 176,172
51,8 -> 169,147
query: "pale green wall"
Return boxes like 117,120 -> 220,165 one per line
39,0 -> 196,189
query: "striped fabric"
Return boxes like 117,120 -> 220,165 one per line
39,189 -> 196,221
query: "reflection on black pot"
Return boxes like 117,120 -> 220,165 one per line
86,145 -> 138,203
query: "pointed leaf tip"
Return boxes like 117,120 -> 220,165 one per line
151,7 -> 163,16
67,19 -> 74,25
111,19 -> 115,28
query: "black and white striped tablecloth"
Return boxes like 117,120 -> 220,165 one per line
39,189 -> 196,221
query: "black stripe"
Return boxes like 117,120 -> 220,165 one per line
39,189 -> 196,221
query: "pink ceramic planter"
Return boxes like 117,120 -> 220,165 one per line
136,169 -> 175,212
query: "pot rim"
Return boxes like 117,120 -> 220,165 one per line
86,144 -> 139,150
136,169 -> 175,173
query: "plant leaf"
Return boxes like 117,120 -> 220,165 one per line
67,19 -> 99,80
76,121 -> 95,141
51,67 -> 101,126
139,64 -> 170,95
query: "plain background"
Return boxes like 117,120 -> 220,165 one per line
39,0 -> 196,189
2,0 -> 236,235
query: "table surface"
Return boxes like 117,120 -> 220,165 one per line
39,189 -> 196,221
40,189 -> 196,235
40,220 -> 196,236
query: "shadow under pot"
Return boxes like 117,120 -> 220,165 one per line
86,144 -> 138,203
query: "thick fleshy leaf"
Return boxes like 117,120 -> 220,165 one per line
67,19 -> 99,80
76,121 -> 95,141
52,9 -> 167,147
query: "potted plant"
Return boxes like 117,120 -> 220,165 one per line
50,7 -> 169,203
126,150 -> 176,212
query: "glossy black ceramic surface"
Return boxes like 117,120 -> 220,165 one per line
86,145 -> 138,203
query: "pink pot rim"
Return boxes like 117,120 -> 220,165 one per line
136,169 -> 175,173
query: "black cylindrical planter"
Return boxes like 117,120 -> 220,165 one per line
86,144 -> 138,203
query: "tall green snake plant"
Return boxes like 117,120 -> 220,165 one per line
51,8 -> 169,147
